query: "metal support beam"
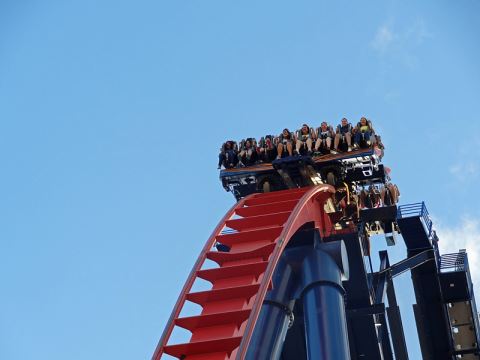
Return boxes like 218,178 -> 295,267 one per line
386,271 -> 409,360
385,249 -> 435,278
247,255 -> 296,360
374,251 -> 394,360
375,251 -> 390,304
378,312 -> 394,360
373,251 -> 410,360
301,241 -> 351,360
347,303 -> 386,318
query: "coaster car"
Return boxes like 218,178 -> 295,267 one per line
220,146 -> 386,200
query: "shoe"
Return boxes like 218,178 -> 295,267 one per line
330,149 -> 338,154
353,144 -> 359,149
348,146 -> 352,152
366,140 -> 371,146
276,155 -> 281,160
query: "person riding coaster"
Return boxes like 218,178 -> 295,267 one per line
333,118 -> 353,153
276,128 -> 295,159
374,134 -> 385,159
353,117 -> 375,149
314,122 -> 335,154
258,135 -> 278,163
334,183 -> 360,222
360,185 -> 382,209
359,183 -> 400,208
238,138 -> 258,167
218,140 -> 238,169
295,124 -> 314,155
381,182 -> 400,206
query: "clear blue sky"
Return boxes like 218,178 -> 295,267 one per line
1,1 -> 479,359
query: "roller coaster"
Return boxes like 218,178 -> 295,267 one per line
153,141 -> 480,359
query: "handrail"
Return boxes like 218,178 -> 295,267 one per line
398,202 -> 433,238
398,203 -> 423,216
440,250 -> 467,272
420,202 -> 433,238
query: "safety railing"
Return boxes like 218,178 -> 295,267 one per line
398,202 -> 433,238
440,250 -> 467,272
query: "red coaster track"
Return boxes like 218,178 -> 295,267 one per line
153,185 -> 335,360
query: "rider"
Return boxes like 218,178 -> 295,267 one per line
381,182 -> 400,206
314,121 -> 335,154
277,128 -> 294,159
295,124 -> 314,155
353,117 -> 375,148
258,135 -> 277,163
218,140 -> 238,169
375,134 -> 385,159
238,138 -> 258,166
359,185 -> 382,208
333,118 -> 353,152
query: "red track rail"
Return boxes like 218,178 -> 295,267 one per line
152,185 -> 335,360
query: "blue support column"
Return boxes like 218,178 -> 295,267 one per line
246,254 -> 296,360
301,241 -> 350,360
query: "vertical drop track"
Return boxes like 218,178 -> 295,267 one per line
153,185 -> 335,360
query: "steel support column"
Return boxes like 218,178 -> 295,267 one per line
246,255 -> 296,360
301,241 -> 350,360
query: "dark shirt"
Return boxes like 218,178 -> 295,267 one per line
337,124 -> 352,134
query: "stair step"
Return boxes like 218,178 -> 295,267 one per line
225,211 -> 291,231
175,309 -> 251,331
186,284 -> 260,306
235,199 -> 298,217
252,187 -> 309,199
163,336 -> 242,358
206,243 -> 276,266
216,226 -> 283,247
245,189 -> 307,206
197,261 -> 269,283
